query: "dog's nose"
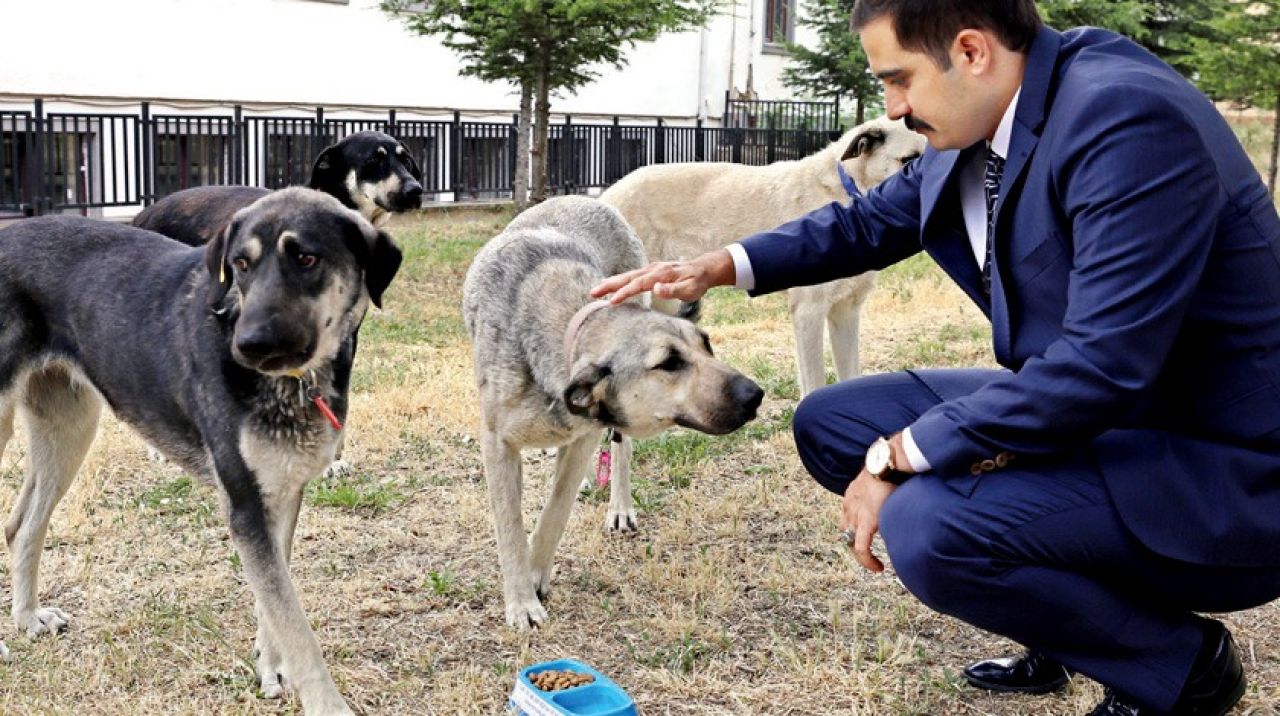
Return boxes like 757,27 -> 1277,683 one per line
402,180 -> 424,205
234,322 -> 311,368
734,377 -> 765,414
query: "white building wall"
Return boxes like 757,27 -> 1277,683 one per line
1,0 -> 821,120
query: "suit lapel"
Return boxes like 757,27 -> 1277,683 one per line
990,26 -> 1064,362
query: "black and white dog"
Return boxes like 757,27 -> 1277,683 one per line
0,188 -> 401,715
133,130 -> 425,246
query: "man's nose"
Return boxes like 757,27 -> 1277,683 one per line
885,91 -> 910,121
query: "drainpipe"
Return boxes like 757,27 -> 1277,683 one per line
697,26 -> 709,119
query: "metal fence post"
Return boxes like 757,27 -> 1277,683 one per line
455,110 -> 465,194
509,113 -> 518,193
233,104 -> 243,185
563,114 -> 574,192
388,108 -> 397,136
140,101 -> 152,206
608,115 -> 620,183
655,118 -> 665,165
695,118 -> 704,162
32,98 -> 45,216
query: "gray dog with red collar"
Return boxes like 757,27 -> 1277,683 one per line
461,196 -> 764,629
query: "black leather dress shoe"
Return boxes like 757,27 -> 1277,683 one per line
1086,620 -> 1245,716
964,649 -> 1071,694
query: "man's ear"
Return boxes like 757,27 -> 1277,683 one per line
841,128 -> 886,161
205,218 -> 238,306
563,363 -> 612,418
309,143 -> 343,194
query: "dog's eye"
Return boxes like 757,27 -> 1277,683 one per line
232,257 -> 250,272
655,353 -> 686,372
295,253 -> 319,269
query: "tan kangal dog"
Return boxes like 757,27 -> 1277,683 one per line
601,117 -> 925,395
462,196 -> 763,629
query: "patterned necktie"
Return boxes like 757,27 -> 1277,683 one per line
983,148 -> 1005,296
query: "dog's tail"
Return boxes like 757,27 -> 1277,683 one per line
677,300 -> 703,323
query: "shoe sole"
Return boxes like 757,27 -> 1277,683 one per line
964,673 -> 1071,695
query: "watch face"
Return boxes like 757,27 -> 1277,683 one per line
865,438 -> 891,475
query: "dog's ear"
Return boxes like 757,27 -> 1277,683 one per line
309,143 -> 343,193
841,128 -> 886,161
677,299 -> 702,323
205,218 -> 238,306
564,363 -> 612,418
342,222 -> 403,309
364,230 -> 403,309
399,143 -> 423,182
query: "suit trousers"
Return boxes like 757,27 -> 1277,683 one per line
792,369 -> 1280,711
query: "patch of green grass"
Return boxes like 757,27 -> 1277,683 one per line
888,321 -> 990,370
305,473 -> 402,515
137,475 -> 215,523
744,355 -> 801,400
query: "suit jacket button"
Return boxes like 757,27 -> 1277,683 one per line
995,452 -> 1013,468
980,459 -> 997,472
970,462 -> 983,475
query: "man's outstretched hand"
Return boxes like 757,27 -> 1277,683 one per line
590,249 -> 737,304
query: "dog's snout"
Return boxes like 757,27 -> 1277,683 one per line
734,377 -> 765,415
396,180 -> 424,210
234,320 -> 312,370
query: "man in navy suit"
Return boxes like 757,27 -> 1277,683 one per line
593,1 -> 1280,713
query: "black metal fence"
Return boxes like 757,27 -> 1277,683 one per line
724,92 -> 841,132
1,99 -> 837,216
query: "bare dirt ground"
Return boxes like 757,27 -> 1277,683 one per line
0,207 -> 1276,715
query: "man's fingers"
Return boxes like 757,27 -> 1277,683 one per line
853,521 -> 885,573
590,268 -> 645,298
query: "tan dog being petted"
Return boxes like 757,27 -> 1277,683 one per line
462,196 -> 764,629
601,117 -> 925,396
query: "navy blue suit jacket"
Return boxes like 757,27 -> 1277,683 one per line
741,27 -> 1280,566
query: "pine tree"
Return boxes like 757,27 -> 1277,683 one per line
1186,0 -> 1280,197
383,0 -> 716,206
781,0 -> 881,125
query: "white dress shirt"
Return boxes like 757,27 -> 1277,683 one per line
727,90 -> 1023,473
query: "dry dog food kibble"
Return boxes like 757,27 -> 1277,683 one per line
529,669 -> 595,691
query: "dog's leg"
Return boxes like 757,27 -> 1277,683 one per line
0,394 -> 12,662
322,432 -> 352,478
481,428 -> 545,629
827,295 -> 865,382
253,484 -> 305,700
529,434 -> 596,601
605,434 -> 637,532
225,490 -> 352,715
789,289 -> 828,397
6,368 -> 100,645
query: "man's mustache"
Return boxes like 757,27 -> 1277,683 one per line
904,115 -> 935,132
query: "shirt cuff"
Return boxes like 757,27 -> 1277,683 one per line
901,427 -> 932,473
725,243 -> 756,291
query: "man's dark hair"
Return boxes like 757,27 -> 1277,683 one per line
851,0 -> 1042,68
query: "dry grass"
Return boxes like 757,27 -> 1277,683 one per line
0,206 -> 1277,715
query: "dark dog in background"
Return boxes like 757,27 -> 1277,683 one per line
133,130 -> 424,246
0,188 -> 401,714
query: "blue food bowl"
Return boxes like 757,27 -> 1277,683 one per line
509,658 -> 637,716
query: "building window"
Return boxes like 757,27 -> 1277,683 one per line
764,0 -> 794,49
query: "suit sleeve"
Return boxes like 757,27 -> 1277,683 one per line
738,155 -> 928,296
909,85 -> 1222,471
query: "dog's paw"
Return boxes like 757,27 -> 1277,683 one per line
258,675 -> 287,701
605,507 -> 638,533
145,444 -> 168,464
505,598 -> 548,630
323,459 -> 353,479
16,607 -> 69,638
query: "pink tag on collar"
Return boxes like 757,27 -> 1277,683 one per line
595,448 -> 612,487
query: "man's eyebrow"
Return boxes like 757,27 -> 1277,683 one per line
875,68 -> 905,81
